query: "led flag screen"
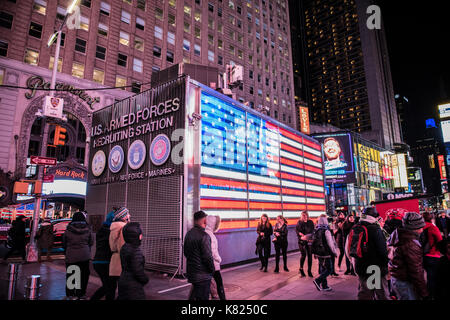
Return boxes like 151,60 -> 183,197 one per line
199,92 -> 326,230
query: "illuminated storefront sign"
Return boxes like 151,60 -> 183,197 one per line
438,155 -> 447,180
299,106 -> 310,135
392,154 -> 408,188
441,120 -> 450,143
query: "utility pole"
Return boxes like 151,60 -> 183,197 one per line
27,0 -> 79,262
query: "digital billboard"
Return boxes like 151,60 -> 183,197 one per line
439,103 -> 450,119
313,133 -> 355,184
441,120 -> 450,143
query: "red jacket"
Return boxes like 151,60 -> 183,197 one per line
424,222 -> 443,258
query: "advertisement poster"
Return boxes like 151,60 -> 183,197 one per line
375,198 -> 420,220
314,133 -> 355,184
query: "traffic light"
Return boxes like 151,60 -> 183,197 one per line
54,125 -> 67,146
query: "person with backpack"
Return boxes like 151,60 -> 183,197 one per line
256,214 -> 273,273
273,215 -> 289,273
421,211 -> 443,300
388,212 -> 429,300
347,207 -> 389,300
312,214 -> 338,291
296,211 -> 315,277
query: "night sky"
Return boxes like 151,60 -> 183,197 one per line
379,0 -> 450,144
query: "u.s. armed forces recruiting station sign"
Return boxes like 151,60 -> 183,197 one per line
88,78 -> 186,185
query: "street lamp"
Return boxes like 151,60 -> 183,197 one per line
26,0 -> 79,263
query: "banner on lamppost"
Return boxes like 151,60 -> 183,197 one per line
43,96 -> 64,119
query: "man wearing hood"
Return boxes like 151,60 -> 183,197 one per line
91,210 -> 115,300
183,211 -> 215,300
388,212 -> 429,300
312,214 -> 338,291
352,207 -> 389,300
118,222 -> 149,300
109,207 -> 130,300
205,215 -> 226,300
37,218 -> 55,262
62,211 -> 93,299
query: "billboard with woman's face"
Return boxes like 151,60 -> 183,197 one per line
314,133 -> 355,184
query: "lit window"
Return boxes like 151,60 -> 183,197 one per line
33,0 -> 47,15
136,17 -> 145,30
121,10 -> 131,24
237,50 -> 243,59
24,49 -> 39,66
194,11 -> 201,22
195,27 -> 201,39
72,62 -> 85,79
208,34 -> 213,45
154,26 -> 163,39
169,0 -> 176,8
168,14 -> 175,26
184,5 -> 191,16
208,18 -> 214,29
49,56 -> 62,72
0,69 -> 4,85
98,23 -> 108,36
133,58 -> 143,73
208,50 -> 214,62
183,39 -> 190,51
217,39 -> 223,49
119,31 -> 129,46
100,2 -> 110,15
155,8 -> 163,20
93,69 -> 104,84
184,21 -> 190,33
229,0 -> 234,10
115,76 -> 126,89
80,16 -> 89,31
194,44 -> 201,56
167,32 -> 175,45
123,0 -> 132,4
134,37 -> 144,51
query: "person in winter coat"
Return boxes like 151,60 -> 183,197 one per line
384,210 -> 404,235
296,211 -> 315,277
388,212 -> 429,300
109,207 -> 130,300
37,218 -> 54,262
312,215 -> 338,291
205,215 -> 226,300
435,210 -> 450,238
342,214 -> 356,275
351,207 -> 389,300
256,214 -> 273,273
117,222 -> 149,300
435,238 -> 450,300
3,216 -> 27,262
273,215 -> 289,273
184,211 -> 215,300
90,211 -> 115,300
62,211 -> 94,299
335,212 -> 346,272
422,211 -> 443,300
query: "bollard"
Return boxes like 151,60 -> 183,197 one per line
24,275 -> 42,300
7,263 -> 20,300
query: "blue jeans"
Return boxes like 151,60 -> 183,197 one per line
391,278 -> 417,300
316,257 -> 332,288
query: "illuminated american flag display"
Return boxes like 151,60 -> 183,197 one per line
200,92 -> 326,229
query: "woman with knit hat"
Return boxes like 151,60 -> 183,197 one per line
62,211 -> 93,300
388,211 -> 429,300
109,207 -> 130,300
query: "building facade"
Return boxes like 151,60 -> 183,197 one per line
0,0 -> 297,129
296,0 -> 402,149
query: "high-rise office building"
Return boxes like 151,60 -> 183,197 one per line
294,0 -> 402,149
0,0 -> 297,128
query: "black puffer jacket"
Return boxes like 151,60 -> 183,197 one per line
183,225 -> 215,284
62,221 -> 93,264
93,224 -> 112,262
353,221 -> 389,278
118,222 -> 149,300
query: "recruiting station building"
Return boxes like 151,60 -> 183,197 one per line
86,76 -> 326,274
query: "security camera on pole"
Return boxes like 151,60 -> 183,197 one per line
26,0 -> 80,262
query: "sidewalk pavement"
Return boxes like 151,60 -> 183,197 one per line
0,251 -> 359,300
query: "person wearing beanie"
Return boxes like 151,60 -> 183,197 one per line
62,211 -> 93,299
109,206 -> 130,300
183,210 -> 215,300
311,215 -> 338,292
351,207 -> 389,300
388,212 -> 429,300
117,222 -> 149,300
421,211 -> 443,300
90,210 -> 115,300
